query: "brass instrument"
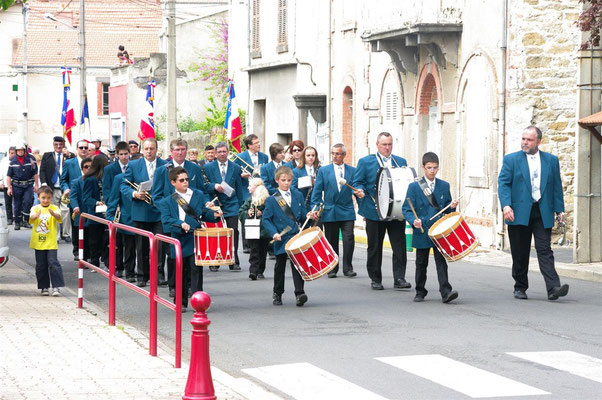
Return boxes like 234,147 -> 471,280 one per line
124,179 -> 152,204
229,152 -> 261,177
60,191 -> 70,205
114,207 -> 121,223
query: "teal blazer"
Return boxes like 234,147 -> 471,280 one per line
235,150 -> 269,200
106,173 -> 134,235
310,163 -> 356,222
262,188 -> 307,255
498,150 -> 564,229
120,158 -> 167,223
151,160 -> 203,203
60,157 -> 82,192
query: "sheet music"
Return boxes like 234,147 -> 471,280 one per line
221,181 -> 234,197
138,179 -> 153,192
298,175 -> 312,189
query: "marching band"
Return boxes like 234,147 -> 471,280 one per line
69,126 -> 568,311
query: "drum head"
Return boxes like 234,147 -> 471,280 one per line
288,228 -> 320,248
429,213 -> 461,236
376,167 -> 392,220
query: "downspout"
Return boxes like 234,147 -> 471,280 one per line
246,0 -> 252,140
328,0 -> 333,154
497,0 -> 508,250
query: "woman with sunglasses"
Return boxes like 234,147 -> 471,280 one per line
284,140 -> 305,169
81,155 -> 109,269
292,146 -> 320,209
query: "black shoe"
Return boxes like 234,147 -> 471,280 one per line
257,273 -> 265,279
73,255 -> 79,261
229,264 -> 241,271
22,222 -> 32,229
513,290 -> 528,300
371,281 -> 384,290
243,248 -> 250,254
413,295 -> 426,302
327,271 -> 337,278
126,277 -> 137,283
296,293 -> 308,307
343,271 -> 357,277
394,279 -> 412,289
158,280 -> 168,286
115,270 -> 123,278
209,266 -> 219,272
548,284 -> 569,301
7,219 -> 13,225
442,290 -> 458,303
181,306 -> 187,313
268,254 -> 276,260
169,288 -> 176,298
272,293 -> 282,306
136,281 -> 146,288
249,273 -> 257,281
62,236 -> 72,243
14,222 -> 20,230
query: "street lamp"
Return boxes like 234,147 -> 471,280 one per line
44,13 -> 77,30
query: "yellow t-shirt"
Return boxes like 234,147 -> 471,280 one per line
29,204 -> 62,250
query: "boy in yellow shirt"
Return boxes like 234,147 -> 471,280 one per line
30,186 -> 65,296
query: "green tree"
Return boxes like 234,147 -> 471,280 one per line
1,0 -> 23,11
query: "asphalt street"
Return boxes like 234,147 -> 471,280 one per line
8,228 -> 602,400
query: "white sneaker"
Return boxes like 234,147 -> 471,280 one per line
51,288 -> 61,297
41,288 -> 49,296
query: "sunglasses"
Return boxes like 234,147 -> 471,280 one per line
292,148 -> 302,153
177,178 -> 189,182
79,146 -> 88,150
82,165 -> 90,169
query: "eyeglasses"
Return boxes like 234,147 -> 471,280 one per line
82,165 -> 90,170
292,148 -> 302,153
78,146 -> 88,150
177,178 -> 189,182
331,152 -> 343,156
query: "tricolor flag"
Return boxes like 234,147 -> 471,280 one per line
139,79 -> 156,141
80,95 -> 91,141
224,80 -> 243,153
61,67 -> 76,145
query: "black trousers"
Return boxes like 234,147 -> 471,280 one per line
508,202 -> 560,293
12,184 -> 33,223
365,218 -> 407,284
171,254 -> 196,307
224,215 -> 240,265
415,246 -> 452,298
35,249 -> 64,289
3,187 -> 13,220
189,256 -> 203,296
117,232 -> 136,278
240,219 -> 250,251
323,220 -> 355,274
86,224 -> 105,267
133,220 -> 165,283
248,237 -> 270,275
274,253 -> 305,296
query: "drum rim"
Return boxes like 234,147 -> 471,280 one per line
439,238 -> 480,262
427,211 -> 464,238
194,227 -> 234,237
375,167 -> 394,221
284,226 -> 322,253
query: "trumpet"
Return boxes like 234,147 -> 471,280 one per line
229,152 -> 261,177
60,191 -> 70,205
114,207 -> 121,223
124,179 -> 152,204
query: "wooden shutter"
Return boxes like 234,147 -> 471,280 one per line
251,0 -> 261,56
277,0 -> 288,52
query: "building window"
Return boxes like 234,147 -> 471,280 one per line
97,82 -> 110,116
251,0 -> 261,58
277,0 -> 288,53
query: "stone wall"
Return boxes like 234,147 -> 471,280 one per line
507,0 -> 580,237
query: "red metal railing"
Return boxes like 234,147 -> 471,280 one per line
77,213 -> 183,368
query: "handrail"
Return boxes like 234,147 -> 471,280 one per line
77,213 -> 183,368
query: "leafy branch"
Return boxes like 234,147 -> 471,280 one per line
577,0 -> 602,50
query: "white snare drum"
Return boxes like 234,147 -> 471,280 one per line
376,166 -> 417,221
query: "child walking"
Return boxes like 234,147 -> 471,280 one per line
30,186 -> 65,296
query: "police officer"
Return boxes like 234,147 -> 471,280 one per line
7,143 -> 38,230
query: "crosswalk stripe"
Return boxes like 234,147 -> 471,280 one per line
242,362 -> 388,400
376,355 -> 549,398
508,351 -> 602,384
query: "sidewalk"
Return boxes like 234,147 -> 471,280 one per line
0,261 -> 247,400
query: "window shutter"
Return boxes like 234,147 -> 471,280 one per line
277,0 -> 288,50
97,82 -> 103,116
251,0 -> 260,54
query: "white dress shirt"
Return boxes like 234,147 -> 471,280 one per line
219,161 -> 228,180
145,159 -> 157,180
425,177 -> 436,193
177,188 -> 193,221
119,161 -> 128,174
526,151 -> 541,202
279,189 -> 292,207
335,163 -> 345,191
249,151 -> 258,167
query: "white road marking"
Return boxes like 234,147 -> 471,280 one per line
242,362 -> 388,400
376,354 -> 549,398
508,351 -> 602,384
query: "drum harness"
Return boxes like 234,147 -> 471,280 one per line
170,192 -> 203,227
274,192 -> 300,229
417,177 -> 441,212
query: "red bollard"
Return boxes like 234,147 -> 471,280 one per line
183,291 -> 216,400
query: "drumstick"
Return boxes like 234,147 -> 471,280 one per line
269,225 -> 292,244
300,204 -> 318,232
406,198 -> 424,233
337,178 -> 359,192
429,195 -> 464,221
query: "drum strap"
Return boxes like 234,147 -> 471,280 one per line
273,192 -> 299,227
171,192 -> 202,224
418,177 -> 440,211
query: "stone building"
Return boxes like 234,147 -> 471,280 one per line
229,0 -> 601,262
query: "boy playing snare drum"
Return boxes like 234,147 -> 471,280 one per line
402,152 -> 459,303
262,166 -> 317,306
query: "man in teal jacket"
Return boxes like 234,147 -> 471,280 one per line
498,126 -> 569,301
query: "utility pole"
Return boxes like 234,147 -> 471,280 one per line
18,2 -> 29,145
79,0 -> 87,142
166,0 -> 177,156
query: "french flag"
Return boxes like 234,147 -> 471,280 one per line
61,67 -> 76,145
139,79 -> 156,141
224,80 -> 243,152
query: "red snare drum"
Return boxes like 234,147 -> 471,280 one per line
428,212 -> 479,262
202,220 -> 226,229
194,227 -> 234,266
284,227 -> 338,281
